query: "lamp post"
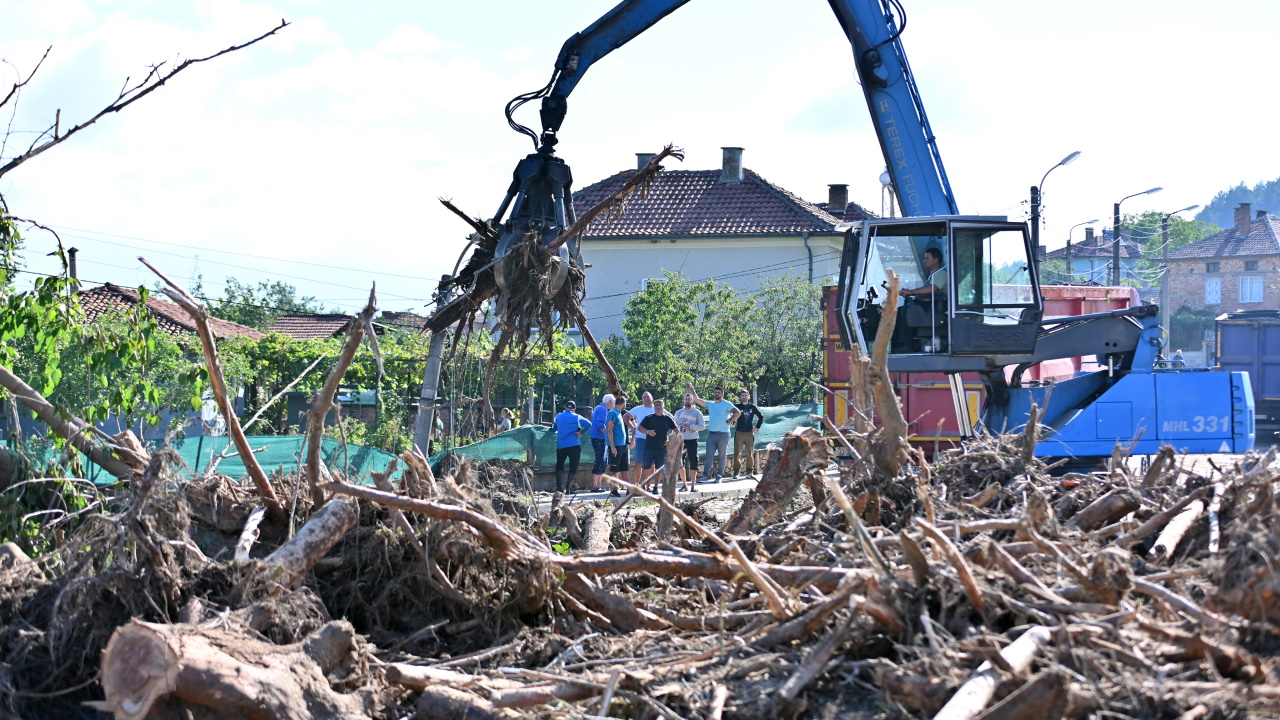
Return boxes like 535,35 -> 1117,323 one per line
1160,204 -> 1200,351
1064,218 -> 1099,282
1029,151 -> 1081,261
1112,187 -> 1162,285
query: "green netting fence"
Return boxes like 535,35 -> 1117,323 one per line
11,404 -> 818,483
16,435 -> 402,485
430,403 -> 820,470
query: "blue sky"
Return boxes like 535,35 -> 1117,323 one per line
2,0 -> 1278,314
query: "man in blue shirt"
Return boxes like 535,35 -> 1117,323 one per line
606,397 -> 630,497
553,401 -> 592,493
687,382 -> 740,484
589,394 -> 614,492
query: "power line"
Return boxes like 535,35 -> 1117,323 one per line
48,223 -> 444,282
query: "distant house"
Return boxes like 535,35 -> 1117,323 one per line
572,147 -> 867,337
267,311 -> 419,340
1042,228 -> 1142,285
79,283 -> 265,340
1167,203 -> 1280,311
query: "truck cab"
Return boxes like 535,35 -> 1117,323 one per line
836,216 -> 1042,371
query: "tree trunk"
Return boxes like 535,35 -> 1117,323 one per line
723,427 -> 830,535
581,503 -> 613,553
868,270 -> 910,477
264,497 -> 358,590
98,620 -> 381,720
1066,490 -> 1140,532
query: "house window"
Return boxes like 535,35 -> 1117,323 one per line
1245,260 -> 1260,271
1206,262 -> 1220,273
1241,276 -> 1264,303
1205,277 -> 1221,305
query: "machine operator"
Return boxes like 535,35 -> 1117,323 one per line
899,247 -> 946,299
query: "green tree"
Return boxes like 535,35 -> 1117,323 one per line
1197,177 -> 1280,230
745,274 -> 822,404
196,276 -> 327,331
1124,211 -> 1219,287
607,271 -> 754,402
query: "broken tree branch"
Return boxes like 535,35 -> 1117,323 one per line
142,257 -> 286,524
305,286 -> 377,508
0,22 -> 288,180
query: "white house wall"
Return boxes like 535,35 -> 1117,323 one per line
579,234 -> 844,339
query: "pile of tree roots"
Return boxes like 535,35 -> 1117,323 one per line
5,420 -> 1280,719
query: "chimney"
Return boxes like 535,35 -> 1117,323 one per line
67,247 -> 79,289
635,152 -> 656,170
1084,227 -> 1094,245
1235,203 -> 1252,235
828,184 -> 849,213
719,147 -> 743,184
1258,210 -> 1269,220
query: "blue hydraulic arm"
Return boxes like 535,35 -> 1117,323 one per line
501,0 -> 957,218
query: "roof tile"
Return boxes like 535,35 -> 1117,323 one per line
78,284 -> 265,340
1168,215 -> 1280,259
573,169 -> 841,237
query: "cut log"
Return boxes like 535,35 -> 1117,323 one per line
416,685 -> 519,720
98,619 -> 380,720
264,497 -> 357,590
656,438 -> 684,538
868,269 -> 910,476
1066,490 -> 1140,532
1148,499 -> 1203,561
561,574 -> 666,632
934,625 -> 1053,720
722,427 -> 830,535
581,503 -> 613,553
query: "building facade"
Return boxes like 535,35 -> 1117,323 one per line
573,147 -> 870,338
1167,203 -> 1280,312
1042,227 -> 1143,284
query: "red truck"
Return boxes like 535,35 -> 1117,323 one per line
821,284 -> 1139,450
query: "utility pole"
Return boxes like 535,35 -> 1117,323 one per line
1112,203 -> 1122,286
1161,215 -> 1170,347
412,276 -> 452,454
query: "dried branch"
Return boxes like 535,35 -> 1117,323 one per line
305,286 -> 377,508
141,256 -> 286,523
0,22 -> 288,179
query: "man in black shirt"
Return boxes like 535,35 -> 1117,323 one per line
637,399 -> 679,492
732,391 -> 764,477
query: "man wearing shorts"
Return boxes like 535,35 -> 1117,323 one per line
627,392 -> 655,473
673,394 -> 705,492
589,394 -> 614,492
637,399 -> 678,492
606,398 -> 629,496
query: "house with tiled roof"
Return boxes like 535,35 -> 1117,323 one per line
1043,227 -> 1143,285
268,314 -> 357,340
1167,203 -> 1280,311
573,147 -> 862,337
79,283 -> 265,340
267,311 -> 415,340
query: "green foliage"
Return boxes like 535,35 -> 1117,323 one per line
606,271 -> 822,404
1170,305 -> 1218,351
196,275 -> 327,331
1197,177 -> 1280,230
747,275 -> 823,404
0,206 -> 22,293
1123,211 -> 1220,286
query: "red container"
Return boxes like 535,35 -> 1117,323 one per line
821,285 -> 1137,452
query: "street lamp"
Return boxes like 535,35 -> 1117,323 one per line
1112,187 -> 1162,285
1160,204 -> 1200,351
1064,218 -> 1099,282
1029,151 -> 1082,259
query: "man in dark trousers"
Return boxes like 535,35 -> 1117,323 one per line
636,399 -> 679,492
553,401 -> 591,493
731,390 -> 764,477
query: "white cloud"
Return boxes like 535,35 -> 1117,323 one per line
500,47 -> 531,63
375,25 -> 450,56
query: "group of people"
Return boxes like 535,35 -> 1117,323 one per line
551,382 -> 765,495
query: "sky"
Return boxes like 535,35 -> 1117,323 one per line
2,0 -> 1278,316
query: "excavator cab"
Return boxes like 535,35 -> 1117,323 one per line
836,216 -> 1043,370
